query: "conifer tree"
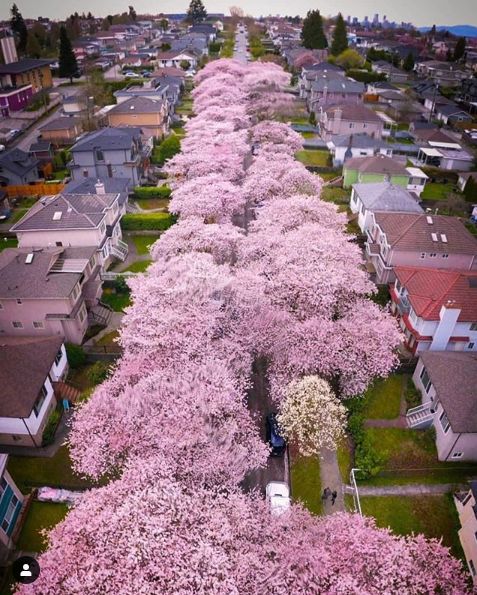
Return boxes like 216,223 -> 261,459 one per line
330,13 -> 348,56
301,10 -> 328,50
58,26 -> 79,83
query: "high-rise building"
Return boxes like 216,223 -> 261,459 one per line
373,14 -> 379,26
0,30 -> 18,65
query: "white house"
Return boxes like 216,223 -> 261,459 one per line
0,336 -> 68,447
350,182 -> 423,234
0,454 -> 24,562
408,351 -> 477,462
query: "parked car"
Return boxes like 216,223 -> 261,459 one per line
124,71 -> 141,78
265,413 -> 286,456
266,482 -> 291,515
0,144 -> 5,152
141,71 -> 151,78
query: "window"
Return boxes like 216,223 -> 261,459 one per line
429,253 -> 437,258
54,348 -> 63,366
55,241 -> 63,247
452,452 -> 464,459
420,252 -> 426,259
16,299 -> 22,305
470,323 -> 477,331
442,254 -> 449,259
419,367 -> 432,393
468,342 -> 475,350
71,285 -> 79,300
470,560 -> 476,576
0,302 -> 3,310
12,321 -> 23,329
79,305 -> 86,323
0,478 -> 7,499
33,321 -> 44,329
349,123 -> 354,128
95,149 -> 104,161
33,385 -> 48,417
439,410 -> 450,433
1,496 -> 19,533
463,491 -> 472,506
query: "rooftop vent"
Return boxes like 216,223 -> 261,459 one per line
52,211 -> 62,221
441,234 -> 448,243
426,216 -> 433,224
25,253 -> 34,264
431,233 -> 438,242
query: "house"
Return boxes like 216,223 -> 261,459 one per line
64,176 -> 129,210
454,481 -> 477,582
371,61 -> 409,83
0,58 -> 52,93
350,182 -> 423,234
29,139 -> 53,162
0,148 -> 39,186
155,51 -> 197,70
365,213 -> 477,284
189,24 -> 217,42
39,117 -> 83,146
457,171 -> 477,192
409,352 -> 477,461
0,336 -> 69,447
435,104 -> 472,127
390,267 -> 477,354
410,126 -> 457,147
318,103 -> 384,141
69,127 -> 150,189
11,188 -> 128,266
309,77 -> 365,111
107,96 -> 169,138
343,154 -> 410,188
327,134 -> 392,167
417,146 -> 475,172
0,83 -> 33,117
299,66 -> 344,101
0,453 -> 24,561
0,246 -> 105,344
416,61 -> 469,87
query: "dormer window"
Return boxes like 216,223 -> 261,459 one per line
95,149 -> 104,162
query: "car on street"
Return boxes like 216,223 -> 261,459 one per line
124,71 -> 141,78
266,482 -> 291,515
265,413 -> 286,456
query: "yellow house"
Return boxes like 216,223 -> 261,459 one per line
0,59 -> 53,93
107,96 -> 169,138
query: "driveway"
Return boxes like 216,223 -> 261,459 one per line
241,358 -> 287,495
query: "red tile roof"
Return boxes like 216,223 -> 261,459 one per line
394,266 -> 477,321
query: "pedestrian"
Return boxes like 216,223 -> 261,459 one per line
322,487 -> 331,500
331,490 -> 337,505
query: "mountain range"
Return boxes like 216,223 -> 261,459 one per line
418,25 -> 477,37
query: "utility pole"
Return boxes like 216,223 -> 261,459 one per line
429,82 -> 439,123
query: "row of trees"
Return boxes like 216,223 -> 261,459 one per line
301,10 -> 348,56
16,59 -> 470,594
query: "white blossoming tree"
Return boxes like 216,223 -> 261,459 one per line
277,376 -> 347,456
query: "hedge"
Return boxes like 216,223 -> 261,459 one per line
151,135 -> 181,166
121,213 -> 175,231
133,186 -> 172,199
346,69 -> 387,83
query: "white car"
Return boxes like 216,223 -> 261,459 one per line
266,482 -> 291,516
124,71 -> 140,78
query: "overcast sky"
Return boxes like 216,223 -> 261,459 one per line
1,0 -> 476,26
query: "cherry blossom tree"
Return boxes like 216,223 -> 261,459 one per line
250,121 -> 303,155
277,376 -> 347,455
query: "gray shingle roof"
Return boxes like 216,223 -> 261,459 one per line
0,148 -> 39,177
330,134 -> 385,149
39,117 -> 82,132
11,193 -> 118,232
0,335 -> 64,418
324,103 -> 383,123
64,177 -> 129,205
311,78 -> 364,93
0,58 -> 51,74
71,127 -> 142,152
420,351 -> 477,433
344,154 -> 408,175
109,96 -> 164,114
353,182 -> 424,213
0,247 -> 85,299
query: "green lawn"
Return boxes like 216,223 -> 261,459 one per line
135,197 -> 170,211
131,235 -> 158,255
420,182 -> 456,200
7,446 -> 95,492
319,172 -> 341,182
122,260 -> 152,273
321,187 -> 350,205
295,150 -> 330,167
300,131 -> 316,139
359,427 -> 477,485
360,494 -> 463,558
17,502 -> 69,553
361,375 -> 403,420
290,453 -> 322,515
0,238 -> 18,252
51,169 -> 69,180
101,289 -> 131,312
95,330 -> 120,347
176,99 -> 194,115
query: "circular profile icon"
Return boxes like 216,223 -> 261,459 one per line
12,556 -> 40,585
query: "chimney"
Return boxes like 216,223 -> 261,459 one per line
95,180 -> 105,195
323,84 -> 328,105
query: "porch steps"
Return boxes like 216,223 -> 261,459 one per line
88,302 -> 113,326
110,239 -> 129,262
406,403 -> 434,428
53,381 -> 82,404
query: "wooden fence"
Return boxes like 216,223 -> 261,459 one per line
3,182 -> 65,198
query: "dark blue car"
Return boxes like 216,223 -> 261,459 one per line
266,413 -> 286,456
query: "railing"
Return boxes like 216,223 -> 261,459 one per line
406,402 -> 431,416
100,271 -> 138,281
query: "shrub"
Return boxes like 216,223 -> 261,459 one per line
65,343 -> 86,369
113,276 -> 130,294
346,70 -> 387,83
87,361 -> 110,386
42,407 -> 62,446
346,407 -> 383,479
209,42 -> 221,54
133,186 -> 171,199
121,213 -> 175,231
151,135 -> 181,166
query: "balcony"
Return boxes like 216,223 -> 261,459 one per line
395,293 -> 411,316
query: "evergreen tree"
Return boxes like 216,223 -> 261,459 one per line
403,51 -> 415,72
25,32 -> 42,58
453,37 -> 466,61
58,26 -> 79,83
187,0 -> 207,24
330,13 -> 348,56
301,10 -> 328,50
10,3 -> 28,53
464,176 -> 477,203
129,6 -> 137,21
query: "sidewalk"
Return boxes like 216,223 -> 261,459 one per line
319,448 -> 345,513
346,483 -> 461,496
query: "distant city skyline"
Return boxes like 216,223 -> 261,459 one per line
0,0 -> 476,27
